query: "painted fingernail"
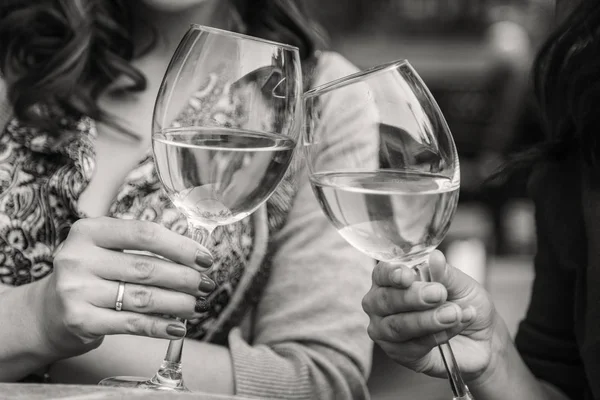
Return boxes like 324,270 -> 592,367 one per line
166,324 -> 186,338
195,249 -> 213,270
461,306 -> 476,323
198,275 -> 216,295
436,305 -> 458,325
195,297 -> 210,313
422,285 -> 444,304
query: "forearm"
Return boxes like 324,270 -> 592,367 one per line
468,321 -> 570,400
50,334 -> 234,394
0,280 -> 59,381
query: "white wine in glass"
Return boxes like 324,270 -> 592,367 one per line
311,170 -> 459,262
154,127 -> 296,229
99,25 -> 302,392
303,60 -> 472,400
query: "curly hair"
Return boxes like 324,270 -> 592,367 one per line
230,0 -> 324,60
533,0 -> 600,166
0,0 -> 324,135
496,0 -> 600,177
485,0 -> 600,186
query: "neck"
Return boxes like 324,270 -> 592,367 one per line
137,1 -> 231,56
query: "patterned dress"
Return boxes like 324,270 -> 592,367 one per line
0,70 -> 303,344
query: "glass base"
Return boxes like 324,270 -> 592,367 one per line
454,391 -> 475,400
98,375 -> 189,392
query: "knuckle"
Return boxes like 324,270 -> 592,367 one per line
133,221 -> 159,245
125,316 -> 160,338
130,287 -> 154,310
53,251 -> 81,273
68,219 -> 85,236
131,258 -> 156,282
385,315 -> 407,337
125,315 -> 144,335
147,319 -> 161,338
176,240 -> 192,259
366,322 -> 381,341
372,262 -> 387,284
371,264 -> 380,281
54,276 -> 80,299
68,219 -> 92,238
361,294 -> 372,313
375,287 -> 392,314
63,306 -> 86,334
52,249 -> 72,269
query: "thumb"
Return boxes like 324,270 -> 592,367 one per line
427,250 -> 477,300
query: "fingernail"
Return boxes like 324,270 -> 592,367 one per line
195,297 -> 210,313
391,269 -> 401,284
195,249 -> 213,270
166,324 -> 186,338
436,305 -> 458,324
461,306 -> 476,323
391,268 -> 408,285
422,285 -> 444,304
198,275 -> 216,295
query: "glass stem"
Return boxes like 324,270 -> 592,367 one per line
412,262 -> 474,400
149,221 -> 214,390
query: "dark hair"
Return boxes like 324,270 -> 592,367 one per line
497,0 -> 600,178
0,0 -> 324,135
231,0 -> 325,61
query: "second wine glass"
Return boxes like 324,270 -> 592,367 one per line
303,60 -> 472,400
99,24 -> 302,392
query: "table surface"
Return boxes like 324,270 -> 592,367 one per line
0,383 -> 253,400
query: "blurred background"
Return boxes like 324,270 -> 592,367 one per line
304,0 -> 556,398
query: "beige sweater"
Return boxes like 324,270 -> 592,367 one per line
225,52 -> 379,399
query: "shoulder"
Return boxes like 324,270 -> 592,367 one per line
309,51 -> 377,122
302,51 -> 380,168
311,51 -> 361,88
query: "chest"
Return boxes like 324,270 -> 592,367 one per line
77,59 -> 167,217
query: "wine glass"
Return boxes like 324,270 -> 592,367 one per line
99,25 -> 302,392
303,60 -> 472,400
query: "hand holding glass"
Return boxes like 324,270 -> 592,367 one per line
303,61 -> 472,400
99,25 -> 302,392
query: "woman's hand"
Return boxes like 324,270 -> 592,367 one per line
38,217 -> 216,357
362,250 -> 508,383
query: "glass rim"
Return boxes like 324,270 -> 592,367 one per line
304,59 -> 410,99
189,24 -> 300,52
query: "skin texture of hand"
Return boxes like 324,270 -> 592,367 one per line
362,250 -> 507,383
37,217 -> 216,357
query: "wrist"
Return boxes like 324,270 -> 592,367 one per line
25,276 -> 66,362
0,278 -> 62,381
465,311 -> 552,400
467,310 -> 512,392
30,275 -> 102,359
